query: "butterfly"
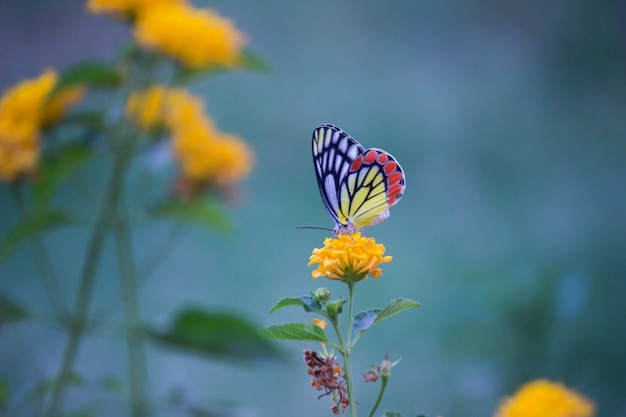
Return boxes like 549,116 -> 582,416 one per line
312,124 -> 405,235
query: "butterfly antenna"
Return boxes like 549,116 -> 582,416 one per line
295,226 -> 334,232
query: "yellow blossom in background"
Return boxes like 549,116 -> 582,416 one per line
125,86 -> 204,132
308,232 -> 392,283
86,0 -> 186,17
134,3 -> 246,69
172,120 -> 253,187
312,318 -> 327,330
125,85 -> 253,189
0,69 -> 83,182
494,379 -> 595,417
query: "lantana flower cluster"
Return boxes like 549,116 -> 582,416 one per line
308,232 -> 392,283
0,69 -> 84,182
125,86 -> 253,193
87,0 -> 246,69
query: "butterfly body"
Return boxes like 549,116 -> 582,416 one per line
312,124 -> 405,235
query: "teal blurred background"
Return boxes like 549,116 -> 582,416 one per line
1,1 -> 625,416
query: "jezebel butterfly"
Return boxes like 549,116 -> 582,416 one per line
312,124 -> 405,235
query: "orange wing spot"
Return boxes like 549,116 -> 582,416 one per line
387,184 -> 403,200
376,153 -> 388,164
350,156 -> 363,172
364,150 -> 377,163
383,161 -> 397,175
388,172 -> 404,186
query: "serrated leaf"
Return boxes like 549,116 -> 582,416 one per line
0,295 -> 28,325
353,309 -> 380,334
0,211 -> 72,262
51,60 -> 122,96
372,298 -> 420,327
269,297 -> 305,313
259,322 -> 329,343
33,144 -> 92,209
151,199 -> 231,234
149,308 -> 284,362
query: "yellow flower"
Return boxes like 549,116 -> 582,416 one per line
308,232 -> 392,283
312,318 -> 327,330
0,69 -> 83,182
172,119 -> 253,187
133,3 -> 246,69
86,0 -> 186,17
494,379 -> 595,417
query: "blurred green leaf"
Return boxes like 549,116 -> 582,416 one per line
259,322 -> 329,342
33,144 -> 92,209
30,372 -> 84,400
238,50 -> 272,73
51,60 -> 122,96
0,295 -> 28,325
176,49 -> 271,82
55,111 -> 104,129
0,378 -> 8,409
0,211 -> 72,262
149,308 -> 284,361
98,376 -> 123,393
151,199 -> 231,234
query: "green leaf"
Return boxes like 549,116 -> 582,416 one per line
372,298 -> 420,327
0,211 -> 72,262
176,49 -> 271,82
33,144 -> 92,209
353,298 -> 420,335
151,199 -> 231,234
268,295 -> 323,313
259,322 -> 329,343
383,413 -> 404,417
269,297 -> 305,313
0,295 -> 28,325
149,308 -> 284,362
51,60 -> 122,96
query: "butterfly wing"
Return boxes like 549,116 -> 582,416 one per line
312,124 -> 405,234
341,147 -> 405,228
312,124 -> 365,228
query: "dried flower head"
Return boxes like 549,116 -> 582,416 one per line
304,349 -> 349,415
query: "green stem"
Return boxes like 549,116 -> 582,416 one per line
114,206 -> 148,417
343,282 -> 357,417
9,185 -> 68,319
45,147 -> 132,417
367,376 -> 388,417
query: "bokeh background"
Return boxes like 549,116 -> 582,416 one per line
1,1 -> 625,416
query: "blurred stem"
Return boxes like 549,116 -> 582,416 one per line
45,139 -> 134,417
114,205 -> 148,417
367,376 -> 388,417
9,185 -> 68,320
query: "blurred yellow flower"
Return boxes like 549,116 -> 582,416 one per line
0,69 -> 83,182
134,3 -> 246,69
494,379 -> 595,417
126,85 -> 253,189
86,0 -> 186,17
308,233 -> 392,283
172,120 -> 253,187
